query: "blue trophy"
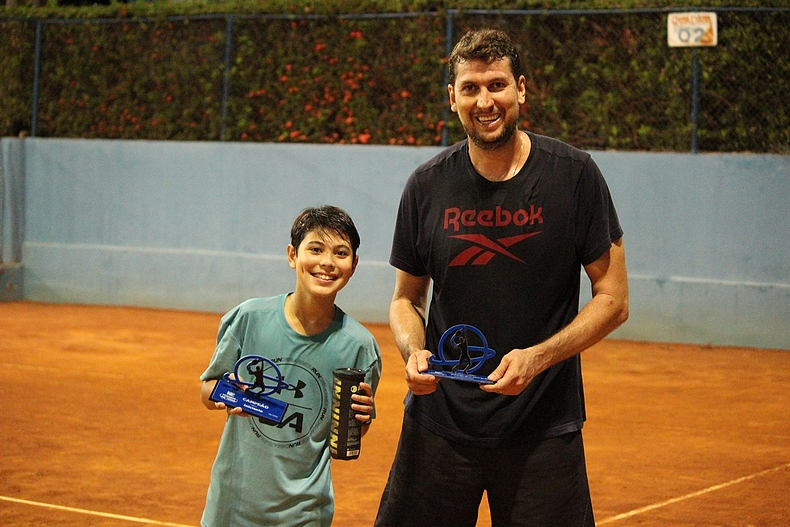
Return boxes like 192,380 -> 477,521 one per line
209,355 -> 290,423
424,324 -> 497,384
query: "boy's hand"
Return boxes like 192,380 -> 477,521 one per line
202,377 -> 253,417
351,382 -> 374,427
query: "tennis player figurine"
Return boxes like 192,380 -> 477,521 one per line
423,324 -> 497,384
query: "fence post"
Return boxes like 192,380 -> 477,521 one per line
220,15 -> 235,141
691,48 -> 700,154
30,20 -> 43,138
441,10 -> 455,147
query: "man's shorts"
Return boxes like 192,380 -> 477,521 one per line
374,413 -> 595,527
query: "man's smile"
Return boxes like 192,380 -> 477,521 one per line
475,113 -> 501,125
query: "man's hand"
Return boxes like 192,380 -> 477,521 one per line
480,347 -> 545,396
405,349 -> 440,395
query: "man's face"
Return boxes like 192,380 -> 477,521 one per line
448,58 -> 526,150
287,229 -> 358,300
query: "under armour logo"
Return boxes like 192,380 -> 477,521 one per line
285,379 -> 306,399
448,232 -> 540,266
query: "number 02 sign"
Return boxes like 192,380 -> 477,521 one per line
667,12 -> 718,47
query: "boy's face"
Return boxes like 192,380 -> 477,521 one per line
287,229 -> 358,300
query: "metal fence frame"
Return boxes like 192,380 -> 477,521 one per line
7,6 -> 790,152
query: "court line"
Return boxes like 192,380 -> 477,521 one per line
1,362 -> 126,380
597,461 -> 790,524
3,465 -> 787,526
0,495 -> 195,527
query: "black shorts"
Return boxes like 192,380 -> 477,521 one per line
375,413 -> 595,527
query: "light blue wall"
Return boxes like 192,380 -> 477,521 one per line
2,138 -> 789,349
581,152 -> 790,350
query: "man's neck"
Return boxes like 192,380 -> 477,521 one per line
469,130 -> 531,182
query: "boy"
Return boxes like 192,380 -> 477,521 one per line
200,205 -> 381,527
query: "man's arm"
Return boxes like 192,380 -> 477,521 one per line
482,238 -> 629,395
389,269 -> 440,395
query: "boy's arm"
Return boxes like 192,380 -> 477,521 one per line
201,380 -> 220,410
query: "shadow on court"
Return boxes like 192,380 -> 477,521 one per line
1,302 -> 788,526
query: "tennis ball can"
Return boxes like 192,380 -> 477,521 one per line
330,368 -> 365,460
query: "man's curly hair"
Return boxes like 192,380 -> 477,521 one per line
447,29 -> 522,87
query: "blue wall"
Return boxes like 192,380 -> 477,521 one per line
2,138 -> 788,349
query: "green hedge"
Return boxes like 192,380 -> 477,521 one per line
1,0 -> 788,152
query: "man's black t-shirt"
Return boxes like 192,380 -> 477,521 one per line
390,132 -> 622,447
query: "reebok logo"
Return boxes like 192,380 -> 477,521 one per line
444,206 -> 543,232
444,206 -> 543,266
449,232 -> 540,266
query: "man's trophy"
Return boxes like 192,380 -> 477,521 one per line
209,355 -> 290,423
424,324 -> 497,384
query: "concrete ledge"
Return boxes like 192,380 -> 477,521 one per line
0,263 -> 23,301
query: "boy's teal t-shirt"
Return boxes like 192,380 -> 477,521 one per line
200,294 -> 382,527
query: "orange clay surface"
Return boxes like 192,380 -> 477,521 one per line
1,301 -> 789,526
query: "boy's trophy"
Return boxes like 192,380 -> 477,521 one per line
424,324 -> 497,384
210,355 -> 290,423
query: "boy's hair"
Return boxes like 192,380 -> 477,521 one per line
290,205 -> 361,258
448,29 -> 522,87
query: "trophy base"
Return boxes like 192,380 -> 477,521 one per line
424,368 -> 495,385
210,378 -> 288,423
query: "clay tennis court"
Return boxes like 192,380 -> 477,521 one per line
1,301 -> 788,526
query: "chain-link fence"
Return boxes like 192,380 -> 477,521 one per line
452,8 -> 790,153
1,7 -> 788,153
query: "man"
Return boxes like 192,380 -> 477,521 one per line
375,29 -> 628,527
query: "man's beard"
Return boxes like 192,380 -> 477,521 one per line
464,113 -> 519,151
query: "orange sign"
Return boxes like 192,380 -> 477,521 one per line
667,12 -> 718,47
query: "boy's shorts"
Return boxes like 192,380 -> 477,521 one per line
374,413 -> 595,527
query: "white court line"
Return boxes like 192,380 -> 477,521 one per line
0,495 -> 194,527
0,362 -> 125,380
597,461 -> 790,524
4,464 -> 788,526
